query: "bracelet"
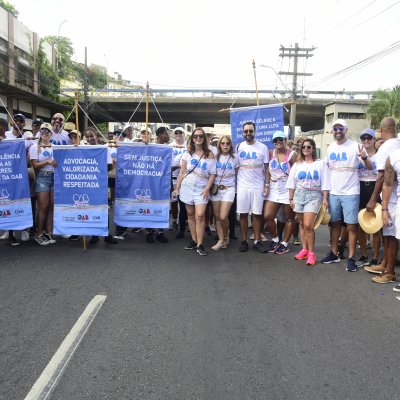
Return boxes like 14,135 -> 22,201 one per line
361,155 -> 368,160
289,198 -> 293,201
382,208 -> 389,211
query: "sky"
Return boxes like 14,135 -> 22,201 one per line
10,0 -> 400,93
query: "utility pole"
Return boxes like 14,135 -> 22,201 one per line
279,43 -> 315,139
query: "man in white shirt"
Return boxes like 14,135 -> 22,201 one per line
122,125 -> 135,143
322,119 -> 371,271
236,121 -> 270,253
49,113 -> 71,145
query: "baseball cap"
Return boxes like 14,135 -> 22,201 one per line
174,126 -> 185,133
40,122 -> 53,131
64,122 -> 76,131
360,128 -> 376,138
68,129 -> 81,138
141,128 -> 152,135
332,119 -> 347,128
272,131 -> 286,141
32,118 -> 44,126
13,113 -> 26,121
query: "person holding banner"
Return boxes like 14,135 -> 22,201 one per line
236,122 -> 270,253
29,122 -> 57,245
50,113 -> 71,146
264,131 -> 297,255
173,128 -> 216,256
210,136 -> 238,250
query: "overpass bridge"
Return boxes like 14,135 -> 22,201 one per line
62,88 -> 373,132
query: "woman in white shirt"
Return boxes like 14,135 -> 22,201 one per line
174,128 -> 216,256
286,138 -> 330,265
210,136 -> 238,250
29,122 -> 57,245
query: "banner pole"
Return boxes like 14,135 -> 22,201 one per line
75,92 -> 86,251
145,82 -> 149,144
252,59 -> 259,106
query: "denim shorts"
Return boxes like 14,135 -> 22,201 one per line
329,194 -> 360,224
180,181 -> 209,205
293,189 -> 322,214
35,172 -> 54,192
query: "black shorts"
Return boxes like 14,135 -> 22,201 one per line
108,177 -> 115,188
359,181 -> 380,210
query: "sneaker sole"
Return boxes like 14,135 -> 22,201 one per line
276,250 -> 289,255
307,261 -> 317,266
322,259 -> 340,264
372,279 -> 396,284
9,242 -> 21,246
363,267 -> 383,274
346,267 -> 358,272
294,256 -> 308,260
393,287 -> 400,292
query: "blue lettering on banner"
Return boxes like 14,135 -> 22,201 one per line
230,104 -> 284,149
53,146 -> 109,236
0,140 -> 33,230
114,144 -> 172,228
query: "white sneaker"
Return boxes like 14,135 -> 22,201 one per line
21,231 -> 29,241
44,233 -> 56,244
0,231 -> 9,240
35,234 -> 50,246
62,235 -> 71,239
261,233 -> 268,242
113,235 -> 126,240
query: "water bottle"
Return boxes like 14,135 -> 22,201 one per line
171,191 -> 178,201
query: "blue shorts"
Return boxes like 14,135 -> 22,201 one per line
35,172 -> 54,192
294,189 -> 322,214
329,194 -> 360,224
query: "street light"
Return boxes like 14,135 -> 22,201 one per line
56,19 -> 67,73
259,64 -> 291,93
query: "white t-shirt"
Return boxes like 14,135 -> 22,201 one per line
171,143 -> 187,179
376,137 -> 400,203
29,144 -> 54,172
181,152 -> 216,186
236,141 -> 269,188
5,130 -> 34,151
50,129 -> 71,145
214,154 -> 238,187
325,139 -> 361,195
209,145 -> 218,157
358,152 -> 378,182
269,149 -> 296,190
389,148 -> 400,198
286,159 -> 330,191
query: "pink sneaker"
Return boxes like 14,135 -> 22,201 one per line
306,252 -> 317,266
294,248 -> 309,260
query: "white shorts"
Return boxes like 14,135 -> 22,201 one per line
383,202 -> 396,237
180,181 -> 208,205
267,185 -> 290,205
395,202 -> 400,239
237,186 -> 264,215
211,186 -> 235,203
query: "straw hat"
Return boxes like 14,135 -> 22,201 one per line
358,204 -> 383,234
314,204 -> 331,229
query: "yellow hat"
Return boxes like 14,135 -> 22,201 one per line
314,204 -> 331,229
64,122 -> 76,131
358,204 -> 383,234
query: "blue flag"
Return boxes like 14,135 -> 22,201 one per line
114,144 -> 172,228
230,104 -> 284,149
0,140 -> 33,230
53,146 -> 109,236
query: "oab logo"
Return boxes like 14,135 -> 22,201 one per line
135,189 -> 151,201
0,189 -> 10,203
0,210 -> 11,217
239,151 -> 257,160
78,215 -> 89,221
73,194 -> 89,206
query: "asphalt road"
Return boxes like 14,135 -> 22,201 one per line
1,226 -> 399,400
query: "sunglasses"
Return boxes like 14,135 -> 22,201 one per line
361,135 -> 373,141
333,126 -> 345,132
40,129 -> 51,134
243,129 -> 254,134
273,137 -> 284,143
193,134 -> 205,139
175,131 -> 183,135
302,145 -> 313,150
52,117 -> 64,122
220,142 -> 231,146
14,118 -> 24,123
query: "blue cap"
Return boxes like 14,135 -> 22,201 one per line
360,128 -> 376,138
272,131 -> 286,141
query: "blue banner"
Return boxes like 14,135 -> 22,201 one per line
114,144 -> 172,228
230,104 -> 284,149
0,140 -> 33,230
53,146 -> 109,236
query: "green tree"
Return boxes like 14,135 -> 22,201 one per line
88,64 -> 107,88
43,35 -> 75,78
367,85 -> 400,128
36,39 -> 60,101
0,0 -> 18,17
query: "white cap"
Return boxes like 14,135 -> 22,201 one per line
332,119 -> 347,128
174,126 -> 185,133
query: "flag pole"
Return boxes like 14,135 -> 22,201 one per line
145,81 -> 149,144
252,59 -> 259,106
75,91 -> 86,251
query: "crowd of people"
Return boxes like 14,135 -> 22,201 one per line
1,112 -> 400,293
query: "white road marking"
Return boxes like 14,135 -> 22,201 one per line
24,294 -> 107,400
